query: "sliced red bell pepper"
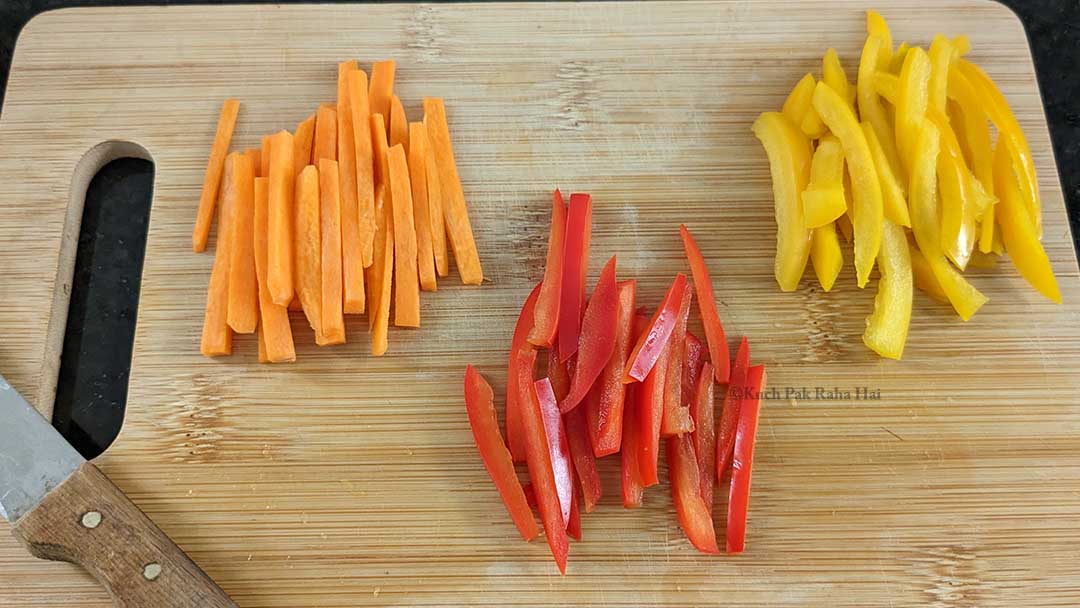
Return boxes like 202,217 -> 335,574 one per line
567,476 -> 583,541
623,273 -> 688,383
716,336 -> 750,483
666,432 -> 721,554
463,365 -> 540,541
514,351 -> 569,573
727,364 -> 766,554
587,279 -> 636,456
534,377 -> 573,528
682,332 -> 706,409
660,280 -> 695,437
564,405 -> 601,512
506,283 -> 542,462
528,190 -> 567,348
680,224 -> 731,383
621,313 -> 649,507
522,483 -> 538,508
558,193 -> 592,362
561,255 -> 619,413
638,332 -> 671,487
689,361 -> 716,507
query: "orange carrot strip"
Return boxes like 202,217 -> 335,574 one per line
200,153 -> 238,356
193,99 -> 241,252
390,95 -> 409,155
257,323 -> 270,363
293,113 -> 316,176
371,114 -> 391,192
226,153 -> 257,334
245,148 -> 262,178
267,130 -> 295,305
313,103 -> 337,163
254,177 -> 296,363
408,122 -> 437,291
295,165 -> 323,338
345,71 -> 375,270
338,61 -> 366,313
319,159 -> 346,345
369,60 -> 396,134
423,98 -> 482,284
367,185 -> 394,352
260,135 -> 272,179
423,116 -> 449,277
388,144 -> 420,327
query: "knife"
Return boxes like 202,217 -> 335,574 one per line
0,373 -> 237,607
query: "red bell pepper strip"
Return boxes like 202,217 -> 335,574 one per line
515,351 -> 569,573
716,337 -> 750,483
621,313 -> 649,507
528,190 -> 567,347
558,193 -> 592,362
638,333 -> 671,487
463,365 -> 540,541
623,273 -> 688,383
689,361 -> 716,507
534,377 -> 573,528
522,483 -> 538,509
682,332 -> 706,409
666,432 -> 721,554
567,477 -> 583,541
587,279 -> 636,456
561,255 -> 619,413
564,405 -> 601,513
506,283 -> 542,462
727,364 -> 766,554
680,224 -> 731,383
660,280 -> 695,437
547,346 -> 571,400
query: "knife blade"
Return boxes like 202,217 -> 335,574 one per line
0,373 -> 236,607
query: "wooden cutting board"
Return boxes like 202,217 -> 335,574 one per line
3,2 -> 1079,606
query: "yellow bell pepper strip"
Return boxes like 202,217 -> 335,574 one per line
952,35 -> 972,57
823,48 -> 855,108
967,250 -> 999,269
889,42 -> 910,74
955,60 -> 1041,237
801,136 -> 847,228
862,219 -> 912,359
858,35 -> 904,181
752,112 -> 813,291
927,35 -> 954,115
910,246 -> 949,304
866,10 -> 893,68
927,108 -> 977,270
800,107 -> 828,140
948,100 -> 973,165
812,82 -> 883,288
908,119 -> 987,320
895,46 -> 931,172
872,71 -> 899,105
993,140 -> 1061,303
810,222 -> 843,292
861,122 -> 910,227
781,74 -> 816,127
837,211 -> 853,243
979,207 -> 997,254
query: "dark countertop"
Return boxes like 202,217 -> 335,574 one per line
0,0 -> 1078,458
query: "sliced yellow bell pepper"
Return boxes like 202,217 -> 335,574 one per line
952,35 -> 972,57
909,246 -> 949,304
866,10 -> 893,68
812,82 -> 883,288
872,71 -> 899,105
858,35 -> 904,181
978,205 -> 996,254
993,140 -> 1061,303
861,122 -> 910,227
955,60 -> 1041,237
782,73 -> 826,139
908,118 -> 987,320
802,136 -> 847,228
753,112 -> 813,292
889,42 -> 910,75
863,219 -> 912,359
967,250 -> 999,269
811,222 -> 844,292
927,35 -> 954,114
895,47 -> 931,173
823,48 -> 855,109
837,208 -> 854,243
927,108 -> 977,270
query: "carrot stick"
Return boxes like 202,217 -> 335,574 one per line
388,144 -> 420,327
313,103 -> 337,163
369,60 -> 396,134
293,113 -> 316,177
338,61 -> 366,314
257,323 -> 270,363
193,98 -> 240,252
254,177 -> 296,362
423,117 -> 449,277
319,159 -> 346,346
371,114 -> 391,193
423,98 -> 482,284
408,122 -> 437,291
267,130 -> 295,306
346,70 -> 376,269
390,95 -> 409,155
260,134 -> 272,180
226,153 -> 258,334
200,153 -> 238,356
245,148 -> 262,178
295,164 -> 323,339
367,184 -> 394,353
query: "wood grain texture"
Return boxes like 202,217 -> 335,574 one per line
12,463 -> 237,607
2,2 -> 1079,606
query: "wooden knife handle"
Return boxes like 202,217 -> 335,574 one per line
11,462 -> 237,608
